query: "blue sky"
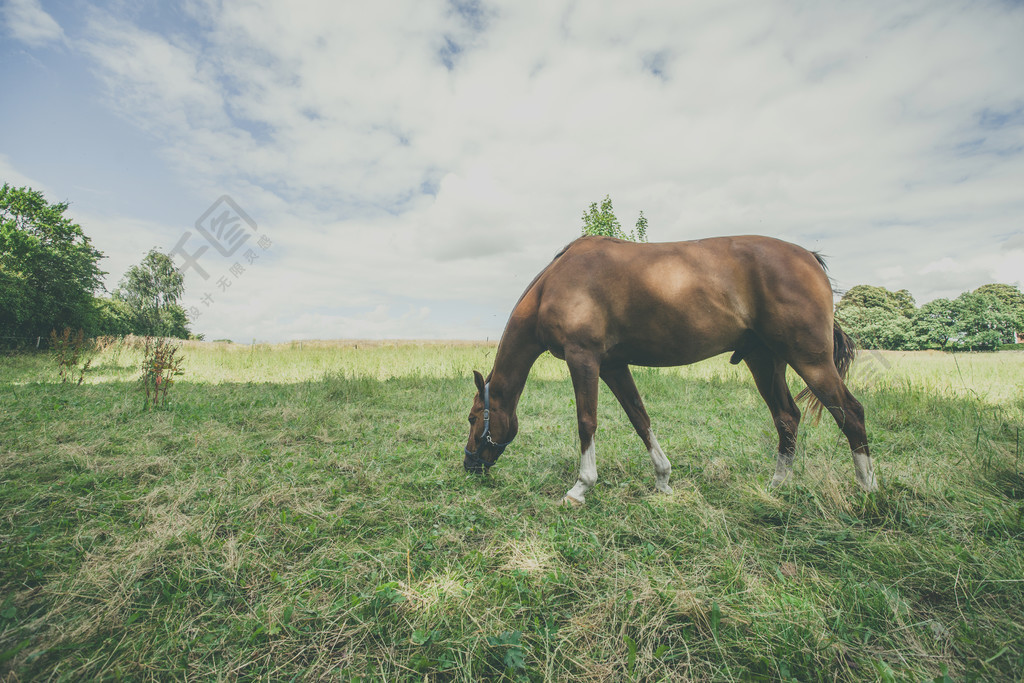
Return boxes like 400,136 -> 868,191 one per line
2,0 -> 1023,341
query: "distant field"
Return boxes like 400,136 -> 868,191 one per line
1,342 -> 1022,680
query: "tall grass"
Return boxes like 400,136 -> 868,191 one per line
1,343 -> 1022,680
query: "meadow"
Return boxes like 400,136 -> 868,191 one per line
1,340 -> 1022,681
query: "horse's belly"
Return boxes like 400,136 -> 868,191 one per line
608,293 -> 748,367
607,335 -> 735,368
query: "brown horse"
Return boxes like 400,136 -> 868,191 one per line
463,235 -> 877,505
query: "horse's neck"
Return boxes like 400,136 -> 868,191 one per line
489,312 -> 543,409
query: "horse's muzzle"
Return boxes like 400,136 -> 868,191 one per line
463,451 -> 489,474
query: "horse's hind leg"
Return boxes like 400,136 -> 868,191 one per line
744,346 -> 801,489
790,360 -> 878,492
600,365 -> 672,494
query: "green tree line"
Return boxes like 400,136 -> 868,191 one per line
1,183 -> 192,346
836,283 -> 1024,351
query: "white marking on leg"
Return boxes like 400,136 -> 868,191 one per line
853,451 -> 878,492
769,451 -> 794,489
648,430 -> 673,494
563,439 -> 597,504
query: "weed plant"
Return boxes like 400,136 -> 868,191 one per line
0,343 -> 1022,680
48,327 -> 95,385
139,337 -> 185,409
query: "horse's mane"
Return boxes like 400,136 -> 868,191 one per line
811,250 -> 841,295
811,251 -> 829,272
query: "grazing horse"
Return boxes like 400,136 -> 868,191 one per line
463,235 -> 877,505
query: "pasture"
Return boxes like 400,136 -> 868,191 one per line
1,341 -> 1022,680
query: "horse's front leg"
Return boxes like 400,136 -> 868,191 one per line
562,351 -> 601,506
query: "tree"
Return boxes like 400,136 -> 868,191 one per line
91,297 -> 134,336
836,305 -> 915,350
951,290 -> 1020,350
836,282 -> 1022,351
634,210 -> 648,243
835,285 -> 916,318
911,289 -> 1022,351
113,249 -> 190,338
581,195 -> 649,242
0,184 -> 106,342
973,283 -> 1024,311
912,298 -> 958,349
973,284 -> 1024,338
835,284 -> 918,350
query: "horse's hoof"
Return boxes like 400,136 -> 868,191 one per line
656,483 -> 673,495
559,495 -> 584,507
858,477 -> 879,493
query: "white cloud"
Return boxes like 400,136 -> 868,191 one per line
12,0 -> 1024,340
993,249 -> 1024,288
79,17 -> 229,138
2,0 -> 64,47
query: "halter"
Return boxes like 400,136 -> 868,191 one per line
464,382 -> 513,469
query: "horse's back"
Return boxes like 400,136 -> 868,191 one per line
541,235 -> 830,313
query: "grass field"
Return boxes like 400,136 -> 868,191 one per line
1,341 -> 1023,681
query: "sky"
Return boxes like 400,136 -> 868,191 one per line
2,0 -> 1023,342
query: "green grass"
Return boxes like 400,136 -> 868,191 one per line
1,341 -> 1023,680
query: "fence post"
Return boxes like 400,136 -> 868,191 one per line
36,336 -> 41,349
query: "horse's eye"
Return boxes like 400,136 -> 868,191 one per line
468,416 -> 477,425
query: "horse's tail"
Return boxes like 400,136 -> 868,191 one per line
796,321 -> 857,421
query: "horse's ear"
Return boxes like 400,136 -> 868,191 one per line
473,370 -> 486,394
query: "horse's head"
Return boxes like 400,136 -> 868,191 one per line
464,370 -> 517,473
